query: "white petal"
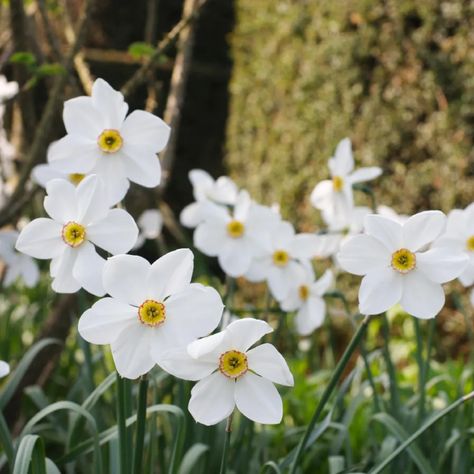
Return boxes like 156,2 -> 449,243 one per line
44,179 -> 78,223
78,298 -> 137,345
225,318 -> 273,352
295,298 -> 326,335
470,289 -> 474,307
111,324 -> 155,379
138,209 -> 162,239
402,211 -> 446,252
364,214 -> 403,252
289,233 -> 322,260
91,78 -> 128,129
121,110 -> 170,153
87,209 -> 138,254
180,202 -> 205,228
32,163 -> 65,188
310,180 -> 333,210
244,258 -> 270,282
337,234 -> 389,276
218,239 -> 253,277
146,248 -> 194,299
416,248 -> 469,284
121,145 -> 161,187
348,167 -> 382,184
3,265 -> 20,287
103,255 -> 149,305
19,256 -> 40,287
156,347 -> 216,381
0,361 -> 10,378
211,177 -> 238,204
75,175 -> 109,225
15,218 -> 64,259
189,169 -> 214,200
233,190 -> 252,221
329,138 -> 353,176
400,270 -> 445,319
50,248 -> 81,293
188,372 -> 235,426
312,269 -> 333,296
246,343 -> 293,386
193,219 -> 227,256
63,96 -> 104,138
72,242 -> 106,296
187,331 -> 227,362
359,267 -> 403,315
459,262 -> 474,287
48,135 -> 98,174
234,372 -> 283,424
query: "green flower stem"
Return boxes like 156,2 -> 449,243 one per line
414,318 -> 426,422
369,390 -> 474,474
289,314 -> 372,474
219,413 -> 234,474
116,373 -> 129,474
381,315 -> 400,415
132,375 -> 149,474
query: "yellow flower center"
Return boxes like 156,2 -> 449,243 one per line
226,220 -> 245,238
299,284 -> 310,300
69,173 -> 86,185
62,222 -> 86,247
272,249 -> 290,267
219,350 -> 248,379
138,300 -> 166,327
391,248 -> 416,274
97,129 -> 123,153
332,175 -> 344,192
466,236 -> 474,252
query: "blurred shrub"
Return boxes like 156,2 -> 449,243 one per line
226,0 -> 474,226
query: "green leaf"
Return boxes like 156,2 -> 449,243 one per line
0,411 -> 14,468
260,461 -> 281,474
35,63 -> 65,77
13,435 -> 47,474
178,443 -> 209,474
9,52 -> 36,67
128,42 -> 156,59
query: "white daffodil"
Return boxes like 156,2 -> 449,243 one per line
281,267 -> 333,336
180,169 -> 238,228
16,175 -> 138,296
0,75 -> 19,104
78,249 -> 224,379
133,209 -> 163,249
310,138 -> 381,223
48,78 -> 170,200
337,211 -> 469,319
0,360 -> 9,378
244,220 -> 322,301
432,204 -> 474,287
194,190 -> 280,277
0,230 -> 39,288
160,318 -> 293,425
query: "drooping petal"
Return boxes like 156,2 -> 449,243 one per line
364,214 -> 403,252
416,248 -> 468,284
400,270 -> 445,319
50,248 -> 81,293
121,110 -> 170,153
310,180 -> 333,210
121,144 -> 161,188
91,78 -> 128,129
15,218 -> 64,259
47,135 -> 99,174
146,248 -> 194,300
72,242 -> 106,296
63,96 -> 104,138
87,209 -> 138,255
44,179 -> 78,223
358,267 -> 403,315
103,255 -> 149,305
402,211 -> 446,252
234,372 -> 283,424
194,218 -> 228,256
312,269 -> 333,296
295,297 -> 326,335
3,265 -> 20,287
348,167 -> 382,184
224,318 -> 273,352
188,372 -> 235,426
156,347 -> 216,381
78,297 -> 137,345
75,175 -> 109,225
246,343 -> 293,386
180,202 -> 206,228
19,255 -> 40,287
138,210 -> 162,239
111,324 -> 155,379
337,234 -> 389,276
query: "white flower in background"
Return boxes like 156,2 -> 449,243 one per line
433,204 -> 474,287
310,138 -> 381,223
48,78 -> 170,201
133,209 -> 163,249
194,190 -> 280,277
160,318 -> 293,425
16,175 -> 138,296
377,205 -> 408,224
0,75 -> 19,105
0,360 -> 9,378
0,230 -> 39,288
281,267 -> 333,336
78,249 -> 224,379
245,220 -> 323,301
337,211 -> 469,319
180,169 -> 238,228
470,288 -> 474,308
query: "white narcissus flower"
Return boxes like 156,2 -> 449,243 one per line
194,190 -> 280,277
48,78 -> 170,200
337,211 -> 469,319
432,204 -> 474,287
16,175 -> 138,296
160,318 -> 294,425
78,249 -> 224,379
244,220 -> 322,301
0,230 -> 39,288
180,169 -> 238,228
310,138 -> 381,223
0,360 -> 9,378
281,268 -> 333,336
133,209 -> 163,249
